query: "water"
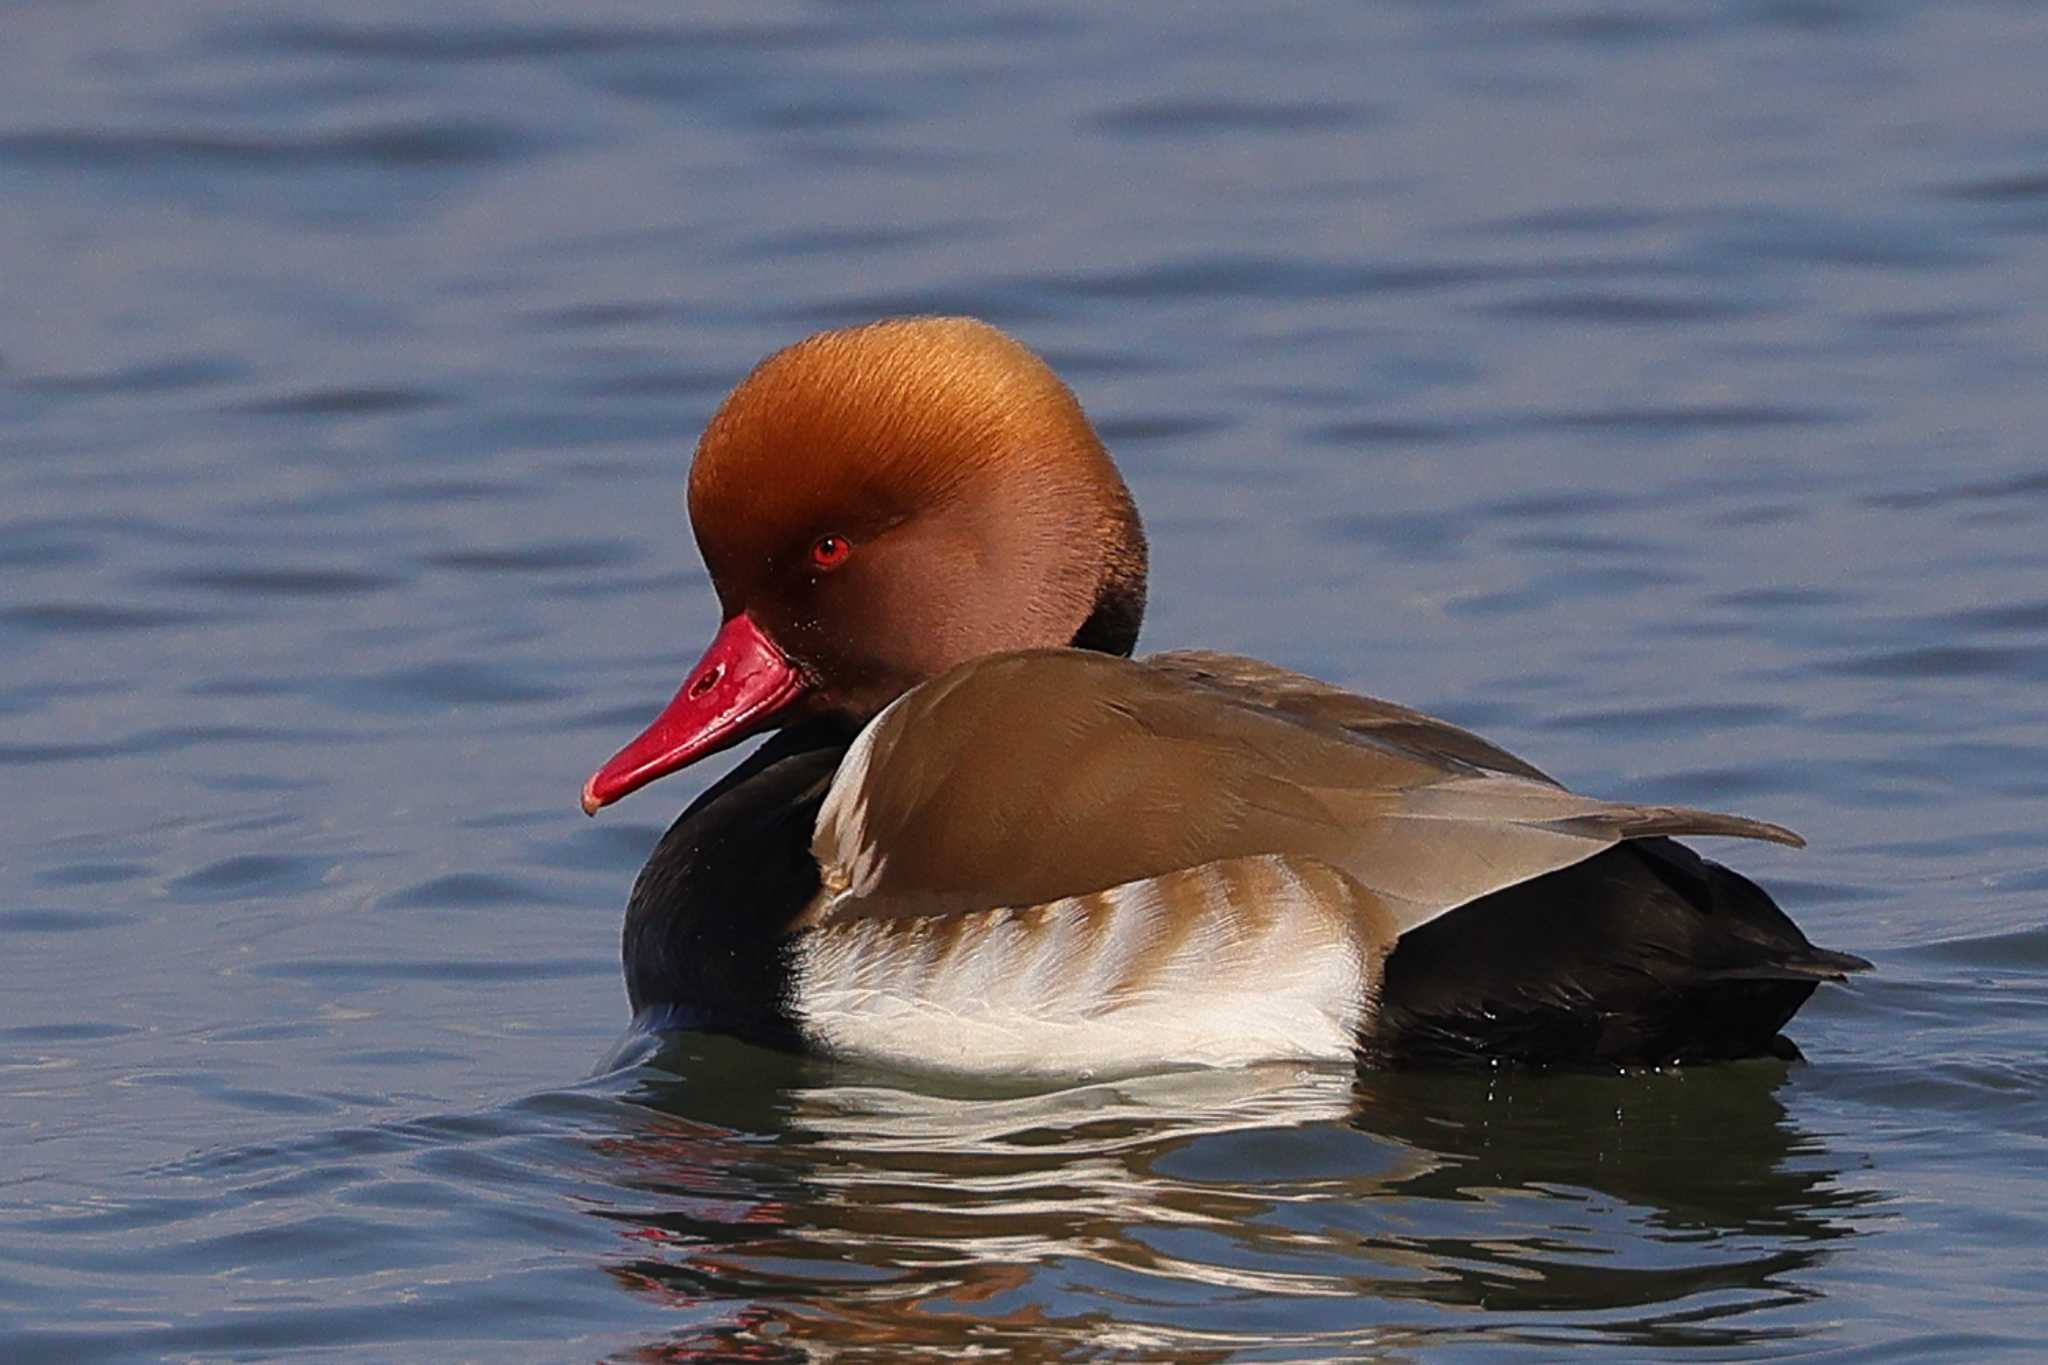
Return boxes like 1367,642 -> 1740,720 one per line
4,1 -> 2045,1358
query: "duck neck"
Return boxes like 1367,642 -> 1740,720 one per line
1067,545 -> 1147,657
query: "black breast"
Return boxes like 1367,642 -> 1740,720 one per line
621,723 -> 849,1046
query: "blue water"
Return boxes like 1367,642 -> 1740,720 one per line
5,2 -> 2046,1359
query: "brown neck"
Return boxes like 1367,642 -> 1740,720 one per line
1068,459 -> 1147,658
1069,542 -> 1146,657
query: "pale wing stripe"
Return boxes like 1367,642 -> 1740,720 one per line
812,692 -> 908,898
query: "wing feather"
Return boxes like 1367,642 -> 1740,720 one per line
793,852 -> 1389,1074
812,649 -> 1801,937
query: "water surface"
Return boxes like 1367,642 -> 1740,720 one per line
4,2 -> 2046,1359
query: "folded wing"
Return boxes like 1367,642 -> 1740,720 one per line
812,648 -> 1801,937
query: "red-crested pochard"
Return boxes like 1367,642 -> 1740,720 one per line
584,317 -> 1867,1077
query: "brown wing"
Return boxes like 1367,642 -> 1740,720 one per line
812,648 -> 1801,936
1143,649 -> 1558,784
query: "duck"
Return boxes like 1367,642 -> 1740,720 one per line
582,316 -> 1868,1078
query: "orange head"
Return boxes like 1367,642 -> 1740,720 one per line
583,317 -> 1147,812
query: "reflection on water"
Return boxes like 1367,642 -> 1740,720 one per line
586,1038 -> 1869,1360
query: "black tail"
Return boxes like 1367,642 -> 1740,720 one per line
1364,837 -> 1868,1069
1702,945 -> 1873,984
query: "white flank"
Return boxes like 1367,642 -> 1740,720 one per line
791,856 -> 1373,1079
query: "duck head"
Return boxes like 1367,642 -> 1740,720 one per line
582,317 -> 1148,813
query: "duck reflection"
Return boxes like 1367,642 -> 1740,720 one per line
585,1036 -> 1871,1361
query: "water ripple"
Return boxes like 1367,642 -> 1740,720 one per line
150,567 -> 402,598
1090,97 -> 1381,136
236,385 -> 446,417
0,122 -> 530,170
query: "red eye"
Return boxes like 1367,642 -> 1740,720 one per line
809,535 -> 851,570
